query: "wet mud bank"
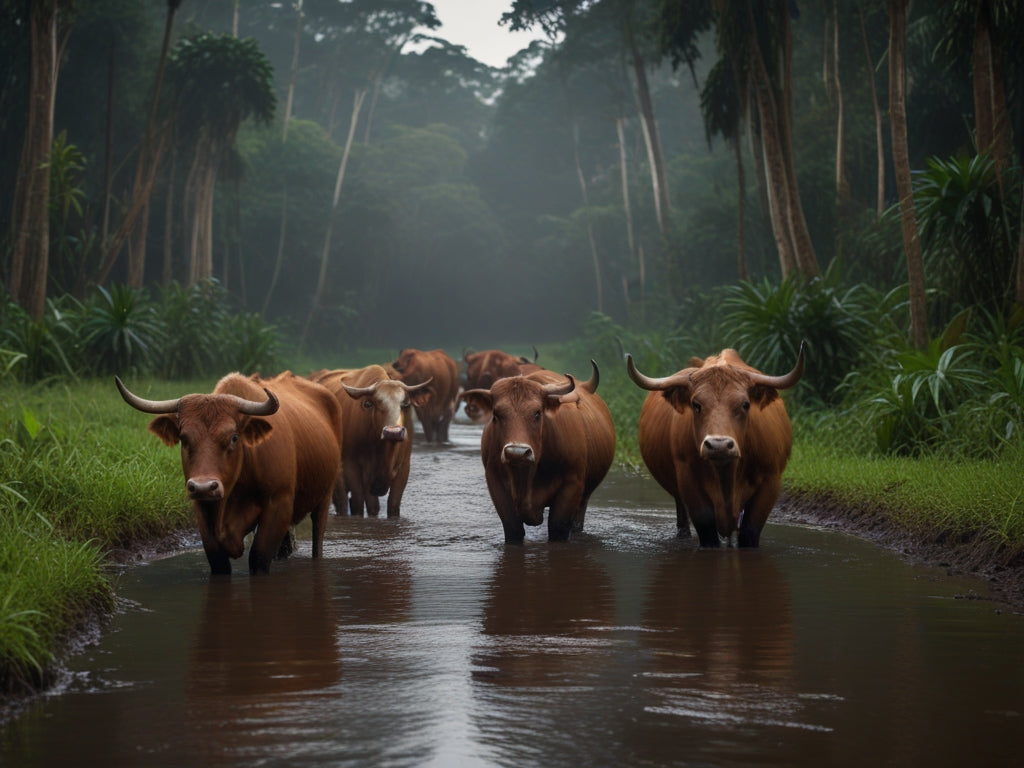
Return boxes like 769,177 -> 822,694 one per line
777,490 -> 1024,614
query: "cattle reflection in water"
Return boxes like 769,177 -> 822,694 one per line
473,546 -> 615,685
471,546 -> 617,765
184,563 -> 340,758
639,549 -> 794,688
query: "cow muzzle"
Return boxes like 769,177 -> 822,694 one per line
501,443 -> 535,466
187,477 -> 224,501
381,425 -> 407,442
701,435 -> 740,463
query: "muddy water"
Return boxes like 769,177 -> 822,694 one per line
3,420 -> 1024,767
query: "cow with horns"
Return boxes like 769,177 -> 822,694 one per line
311,365 -> 431,517
625,343 -> 805,548
461,362 -> 615,544
390,348 -> 460,443
116,372 -> 343,574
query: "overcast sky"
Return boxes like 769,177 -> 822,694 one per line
425,0 -> 545,68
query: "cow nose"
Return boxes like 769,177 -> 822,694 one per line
701,435 -> 739,461
502,443 -> 535,465
187,478 -> 222,500
381,425 -> 407,442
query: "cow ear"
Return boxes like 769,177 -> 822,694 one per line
748,384 -> 779,407
148,415 -> 181,447
460,390 -> 493,424
241,417 -> 274,447
410,390 -> 433,408
663,385 -> 692,413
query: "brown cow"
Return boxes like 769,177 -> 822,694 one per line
625,343 -> 805,548
461,348 -> 544,423
116,372 -> 343,574
391,348 -> 460,443
461,362 -> 616,543
462,347 -> 542,390
313,365 -> 431,517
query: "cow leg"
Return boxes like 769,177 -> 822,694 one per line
332,481 -> 347,515
311,497 -> 330,558
366,495 -> 381,516
737,479 -> 780,548
549,483 -> 585,541
204,547 -> 231,575
349,488 -> 366,516
501,516 -> 526,544
249,506 -> 292,575
276,528 -> 295,559
386,461 -> 410,517
675,500 -> 691,538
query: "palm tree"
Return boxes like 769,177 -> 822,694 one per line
165,33 -> 275,285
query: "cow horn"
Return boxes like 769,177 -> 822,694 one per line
232,388 -> 279,415
531,345 -> 539,362
400,376 -> 433,393
747,341 -> 806,390
342,382 -> 378,398
579,360 -> 599,393
542,374 -> 576,398
115,376 -> 182,413
625,355 -> 687,391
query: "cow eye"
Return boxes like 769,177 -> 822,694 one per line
533,410 -> 541,421
691,401 -> 702,414
741,400 -> 750,411
401,398 -> 411,409
362,400 -> 374,410
230,433 -> 239,447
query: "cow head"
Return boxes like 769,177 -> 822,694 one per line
341,377 -> 432,444
115,376 -> 278,558
626,344 -> 803,463
462,374 -> 576,523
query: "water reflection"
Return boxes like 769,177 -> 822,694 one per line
639,549 -> 794,688
184,564 -> 340,761
4,447 -> 1024,768
471,544 -> 619,767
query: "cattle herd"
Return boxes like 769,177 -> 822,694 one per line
116,343 -> 805,574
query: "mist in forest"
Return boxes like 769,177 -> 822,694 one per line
1,0 -> 1006,354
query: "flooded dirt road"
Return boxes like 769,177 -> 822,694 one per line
3,419 -> 1023,767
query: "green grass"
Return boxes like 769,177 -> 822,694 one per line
3,362 -> 1024,701
1,378 -> 197,693
784,439 -> 1024,557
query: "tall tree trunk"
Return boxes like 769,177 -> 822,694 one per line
101,40 -> 115,251
775,0 -> 820,277
859,2 -> 885,219
264,0 -> 304,317
572,121 -> 603,313
8,1 -> 58,321
832,0 -> 851,224
627,26 -> 671,238
748,42 -> 797,277
162,148 -> 176,284
733,134 -> 748,281
616,116 -> 639,300
303,88 -> 366,346
281,0 -> 302,143
96,0 -> 180,287
888,0 -> 928,349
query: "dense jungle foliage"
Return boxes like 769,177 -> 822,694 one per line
2,0 -> 1024,700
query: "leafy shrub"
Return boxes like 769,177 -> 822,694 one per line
914,153 -> 1016,316
719,263 -> 900,404
0,297 -> 82,383
81,284 -> 165,377
843,309 -> 1024,457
